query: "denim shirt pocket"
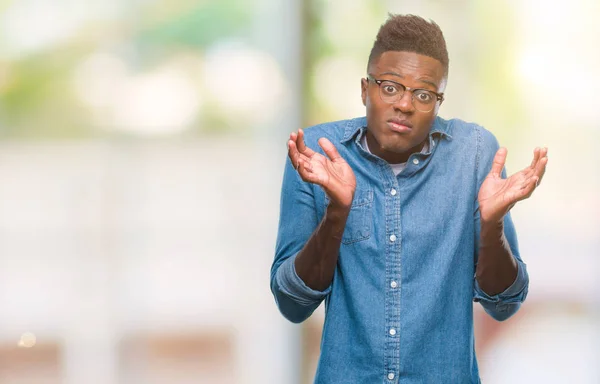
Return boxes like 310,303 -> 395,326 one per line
325,189 -> 373,244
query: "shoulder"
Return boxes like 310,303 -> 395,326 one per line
437,116 -> 499,153
301,117 -> 366,147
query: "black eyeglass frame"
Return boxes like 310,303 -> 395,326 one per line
366,75 -> 444,111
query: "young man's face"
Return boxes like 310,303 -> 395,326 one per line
361,51 -> 446,163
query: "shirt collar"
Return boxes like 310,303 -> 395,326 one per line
341,117 -> 367,143
340,116 -> 453,144
430,116 -> 453,139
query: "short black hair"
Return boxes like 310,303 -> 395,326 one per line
368,14 -> 449,77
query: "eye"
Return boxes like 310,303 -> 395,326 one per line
415,91 -> 434,103
381,82 -> 400,95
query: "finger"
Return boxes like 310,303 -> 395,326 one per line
297,159 -> 307,179
289,132 -> 298,151
520,166 -> 536,179
534,154 -> 548,185
289,140 -> 314,169
513,175 -> 539,202
297,159 -> 320,184
529,147 -> 540,168
490,147 -> 507,177
520,174 -> 538,189
318,138 -> 342,161
287,139 -> 300,170
297,129 -> 316,157
297,158 -> 310,174
529,146 -> 548,183
523,176 -> 540,198
517,146 -> 546,179
297,129 -> 307,152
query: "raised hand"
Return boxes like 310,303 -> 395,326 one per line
478,147 -> 548,224
288,129 -> 356,208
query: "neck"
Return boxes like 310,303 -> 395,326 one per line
365,131 -> 426,164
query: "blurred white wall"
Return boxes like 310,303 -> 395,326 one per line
0,139 -> 294,383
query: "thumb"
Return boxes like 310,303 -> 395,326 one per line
490,147 -> 507,177
318,138 -> 342,161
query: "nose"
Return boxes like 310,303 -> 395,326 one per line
393,90 -> 415,113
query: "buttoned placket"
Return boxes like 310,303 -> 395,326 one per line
384,160 -> 402,382
382,133 -> 439,382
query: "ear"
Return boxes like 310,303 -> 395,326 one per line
433,77 -> 447,114
361,78 -> 368,106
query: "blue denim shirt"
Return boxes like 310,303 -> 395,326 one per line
270,116 -> 529,383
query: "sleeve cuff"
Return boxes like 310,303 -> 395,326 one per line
474,261 -> 528,303
275,253 -> 332,306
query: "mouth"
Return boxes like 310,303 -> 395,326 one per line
387,118 -> 413,133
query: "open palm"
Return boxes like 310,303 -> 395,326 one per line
478,147 -> 548,223
288,129 -> 356,208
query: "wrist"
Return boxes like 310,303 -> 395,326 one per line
325,203 -> 351,221
323,203 -> 351,240
324,188 -> 355,212
480,219 -> 505,246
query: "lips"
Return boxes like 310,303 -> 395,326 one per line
387,118 -> 413,133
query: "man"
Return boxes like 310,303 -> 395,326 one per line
270,14 -> 548,383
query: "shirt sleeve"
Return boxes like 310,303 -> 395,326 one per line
270,155 -> 330,324
473,127 -> 530,321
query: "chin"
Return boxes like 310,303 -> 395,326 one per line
378,142 -> 409,154
382,138 -> 417,153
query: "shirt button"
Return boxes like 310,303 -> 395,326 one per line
390,188 -> 397,196
389,234 -> 397,242
412,158 -> 419,165
390,281 -> 398,288
388,372 -> 395,380
389,328 -> 396,336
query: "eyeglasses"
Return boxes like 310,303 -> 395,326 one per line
367,75 -> 444,113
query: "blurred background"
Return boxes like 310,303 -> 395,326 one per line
0,0 -> 598,383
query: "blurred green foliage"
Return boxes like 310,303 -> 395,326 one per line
138,0 -> 251,51
0,0 -> 525,141
0,0 -> 251,139
471,2 -> 523,145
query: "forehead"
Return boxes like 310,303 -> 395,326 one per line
369,51 -> 445,87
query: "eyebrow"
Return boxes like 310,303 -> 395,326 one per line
378,71 -> 438,90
